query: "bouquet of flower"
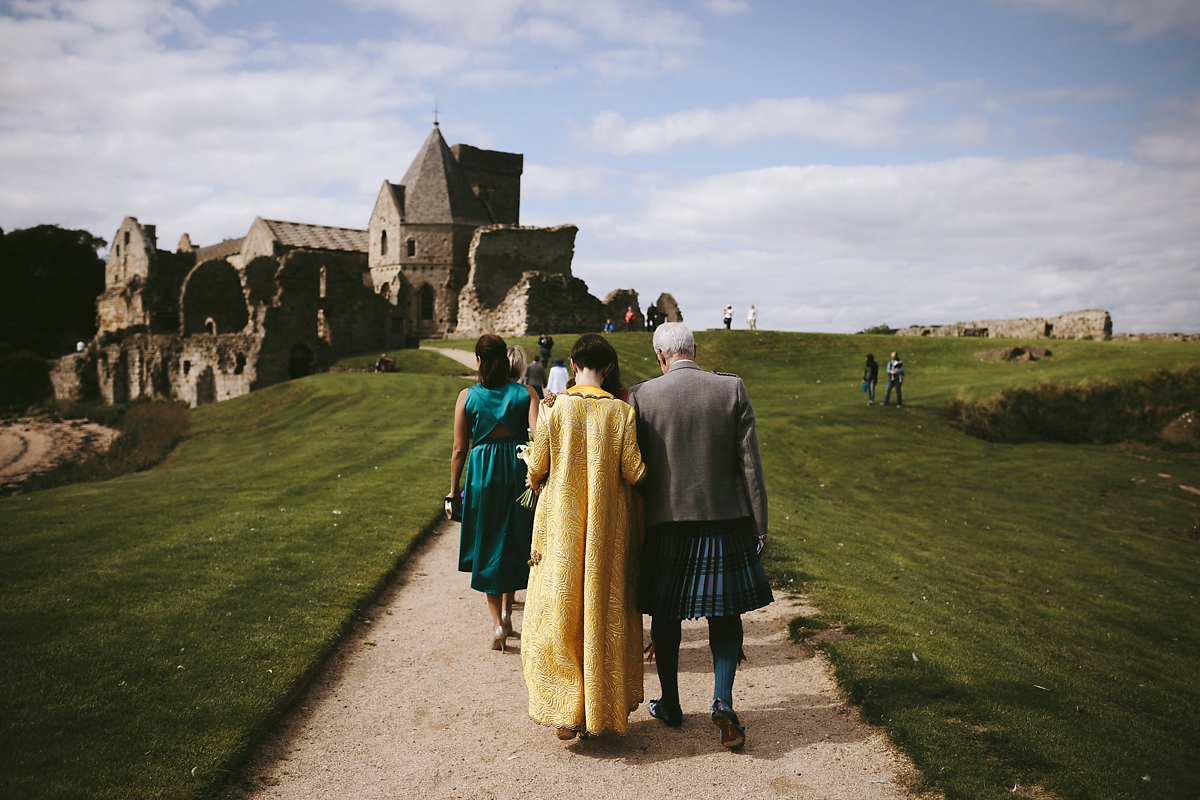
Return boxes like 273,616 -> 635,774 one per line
515,441 -> 537,509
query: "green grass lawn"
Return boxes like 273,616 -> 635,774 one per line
0,370 -> 462,799
2,332 -> 1198,799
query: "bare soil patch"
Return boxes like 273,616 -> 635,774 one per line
227,521 -> 937,800
0,416 -> 118,495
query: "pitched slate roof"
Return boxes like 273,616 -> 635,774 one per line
261,220 -> 368,252
194,237 -> 245,263
400,126 -> 492,226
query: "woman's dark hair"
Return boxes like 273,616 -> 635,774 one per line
476,333 -> 510,389
866,353 -> 876,364
570,333 -> 622,395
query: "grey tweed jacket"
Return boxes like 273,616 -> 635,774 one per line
628,360 -> 768,538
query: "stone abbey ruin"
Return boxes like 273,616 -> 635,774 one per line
898,309 -> 1113,340
52,126 -> 680,407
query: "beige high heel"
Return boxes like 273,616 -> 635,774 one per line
491,625 -> 507,652
500,613 -> 520,640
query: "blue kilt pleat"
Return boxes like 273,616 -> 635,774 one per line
639,517 -> 773,620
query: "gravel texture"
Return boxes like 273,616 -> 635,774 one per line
228,520 -> 935,800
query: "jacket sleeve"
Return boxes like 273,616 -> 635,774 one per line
527,399 -> 551,486
736,379 -> 769,539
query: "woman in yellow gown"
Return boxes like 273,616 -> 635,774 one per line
522,334 -> 647,739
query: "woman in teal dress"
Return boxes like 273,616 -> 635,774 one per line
450,333 -> 540,652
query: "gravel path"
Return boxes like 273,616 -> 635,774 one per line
228,520 -> 933,800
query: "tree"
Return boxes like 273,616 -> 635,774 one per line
0,224 -> 107,356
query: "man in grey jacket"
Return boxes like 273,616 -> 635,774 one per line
629,322 -> 773,749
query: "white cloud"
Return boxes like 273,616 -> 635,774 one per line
978,84 -> 1131,114
1133,93 -> 1200,166
705,0 -> 749,15
523,163 -> 621,201
568,154 -> 1200,333
990,0 -> 1200,40
571,91 -> 993,155
347,0 -> 701,48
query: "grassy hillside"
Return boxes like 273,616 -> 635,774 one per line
2,331 -> 1198,799
0,371 -> 462,799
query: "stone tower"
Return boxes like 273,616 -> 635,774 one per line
368,125 -> 523,338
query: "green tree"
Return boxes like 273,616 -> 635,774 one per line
0,224 -> 107,356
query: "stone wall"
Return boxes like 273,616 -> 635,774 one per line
605,289 -> 642,330
898,309 -> 1112,340
656,293 -> 684,323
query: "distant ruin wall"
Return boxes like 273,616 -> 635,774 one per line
456,272 -> 606,338
898,309 -> 1112,340
604,289 -> 642,329
464,225 -> 577,310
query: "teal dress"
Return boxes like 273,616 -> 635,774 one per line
459,381 -> 535,594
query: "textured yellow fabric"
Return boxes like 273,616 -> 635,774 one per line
521,387 -> 647,734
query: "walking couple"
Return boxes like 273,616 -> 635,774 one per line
450,324 -> 772,749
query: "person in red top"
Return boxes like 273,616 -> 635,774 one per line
624,306 -> 637,332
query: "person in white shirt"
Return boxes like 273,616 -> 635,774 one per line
723,305 -> 733,330
746,305 -> 757,331
546,359 -> 569,394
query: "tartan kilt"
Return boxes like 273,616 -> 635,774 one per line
638,517 -> 773,620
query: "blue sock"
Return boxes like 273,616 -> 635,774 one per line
651,616 -> 682,709
708,615 -> 743,707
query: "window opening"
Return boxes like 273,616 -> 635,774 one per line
419,285 -> 434,320
319,266 -> 327,298
380,230 -> 388,256
406,238 -> 416,257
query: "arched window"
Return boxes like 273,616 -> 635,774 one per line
406,238 -> 416,257
204,317 -> 216,335
380,230 -> 388,256
319,265 -> 327,298
419,284 -> 435,321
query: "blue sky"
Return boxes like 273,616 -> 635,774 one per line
2,0 -> 1198,332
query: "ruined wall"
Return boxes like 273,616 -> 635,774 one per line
604,289 -> 642,329
655,293 -> 684,323
456,272 -> 606,338
454,225 -> 585,338
898,309 -> 1112,340
450,144 -> 523,225
181,260 -> 250,335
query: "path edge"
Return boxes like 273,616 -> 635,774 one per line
206,508 -> 448,799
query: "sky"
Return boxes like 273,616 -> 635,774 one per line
1,0 -> 1198,333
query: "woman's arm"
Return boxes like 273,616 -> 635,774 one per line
526,399 -> 551,490
526,385 -> 540,439
620,406 -> 647,486
449,388 -> 470,496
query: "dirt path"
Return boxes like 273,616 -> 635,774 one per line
422,345 -> 478,370
229,520 -> 933,800
0,416 -> 118,495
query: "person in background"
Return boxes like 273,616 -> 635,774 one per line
538,333 -> 554,363
746,305 -> 757,331
603,318 -> 615,333
522,334 -> 646,740
373,353 -> 395,373
863,353 -> 878,406
525,355 -> 546,399
646,302 -> 658,331
625,306 -> 637,332
723,305 -> 733,330
546,358 -> 569,395
449,334 -> 540,653
630,323 -> 773,750
884,351 -> 904,408
508,345 -> 527,384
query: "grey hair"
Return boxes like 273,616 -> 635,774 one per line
653,322 -> 695,359
508,345 -> 527,383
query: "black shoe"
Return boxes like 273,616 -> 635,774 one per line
648,698 -> 683,727
710,700 -> 745,749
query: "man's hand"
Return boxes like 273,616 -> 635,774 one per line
756,533 -> 769,554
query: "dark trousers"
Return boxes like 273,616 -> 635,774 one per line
884,377 -> 902,405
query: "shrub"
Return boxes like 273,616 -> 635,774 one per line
944,367 -> 1200,446
857,324 -> 896,335
0,346 -> 52,410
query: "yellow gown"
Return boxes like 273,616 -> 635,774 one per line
521,385 -> 647,734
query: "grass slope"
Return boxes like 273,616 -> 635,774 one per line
0,371 -> 461,799
689,332 -> 1200,800
3,332 -> 1198,799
